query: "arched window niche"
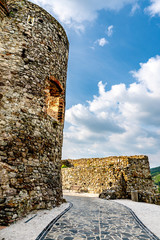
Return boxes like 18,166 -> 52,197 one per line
0,0 -> 9,16
45,76 -> 65,124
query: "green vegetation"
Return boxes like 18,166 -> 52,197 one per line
151,166 -> 160,193
61,164 -> 68,168
150,166 -> 160,176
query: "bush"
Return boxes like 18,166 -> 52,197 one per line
61,164 -> 68,168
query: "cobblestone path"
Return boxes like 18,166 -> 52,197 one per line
44,196 -> 159,240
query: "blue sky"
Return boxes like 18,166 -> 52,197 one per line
31,0 -> 160,167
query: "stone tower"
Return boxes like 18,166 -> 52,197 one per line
0,0 -> 69,225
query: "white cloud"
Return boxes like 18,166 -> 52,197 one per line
63,55 -> 160,167
130,3 -> 140,15
97,38 -> 108,47
107,25 -> 114,37
131,55 -> 160,96
91,38 -> 109,49
31,0 -> 138,30
145,0 -> 160,16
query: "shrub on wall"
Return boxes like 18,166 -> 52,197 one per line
61,164 -> 68,168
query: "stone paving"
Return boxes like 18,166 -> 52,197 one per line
44,196 -> 159,240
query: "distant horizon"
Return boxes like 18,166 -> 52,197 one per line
31,0 -> 160,168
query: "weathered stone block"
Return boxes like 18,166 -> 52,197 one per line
131,190 -> 138,202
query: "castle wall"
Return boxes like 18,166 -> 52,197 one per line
62,156 -> 159,203
0,0 -> 69,225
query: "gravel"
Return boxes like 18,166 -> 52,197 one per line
0,202 -> 69,240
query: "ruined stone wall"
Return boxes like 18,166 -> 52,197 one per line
0,0 -> 69,225
62,156 -> 158,203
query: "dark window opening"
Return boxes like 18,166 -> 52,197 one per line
22,49 -> 26,58
12,8 -> 17,12
38,18 -> 43,23
23,32 -> 28,37
48,46 -> 52,52
57,34 -> 62,41
0,94 -> 3,100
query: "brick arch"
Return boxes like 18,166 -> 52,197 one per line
45,76 -> 65,123
0,0 -> 9,16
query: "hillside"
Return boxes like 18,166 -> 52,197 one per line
151,166 -> 160,193
150,166 -> 160,176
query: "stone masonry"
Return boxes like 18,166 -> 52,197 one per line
0,0 -> 69,225
62,156 -> 160,204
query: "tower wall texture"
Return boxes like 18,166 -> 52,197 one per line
0,0 -> 69,225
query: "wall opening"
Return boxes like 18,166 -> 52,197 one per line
45,76 -> 65,123
0,0 -> 9,16
120,173 -> 127,198
27,15 -> 35,26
